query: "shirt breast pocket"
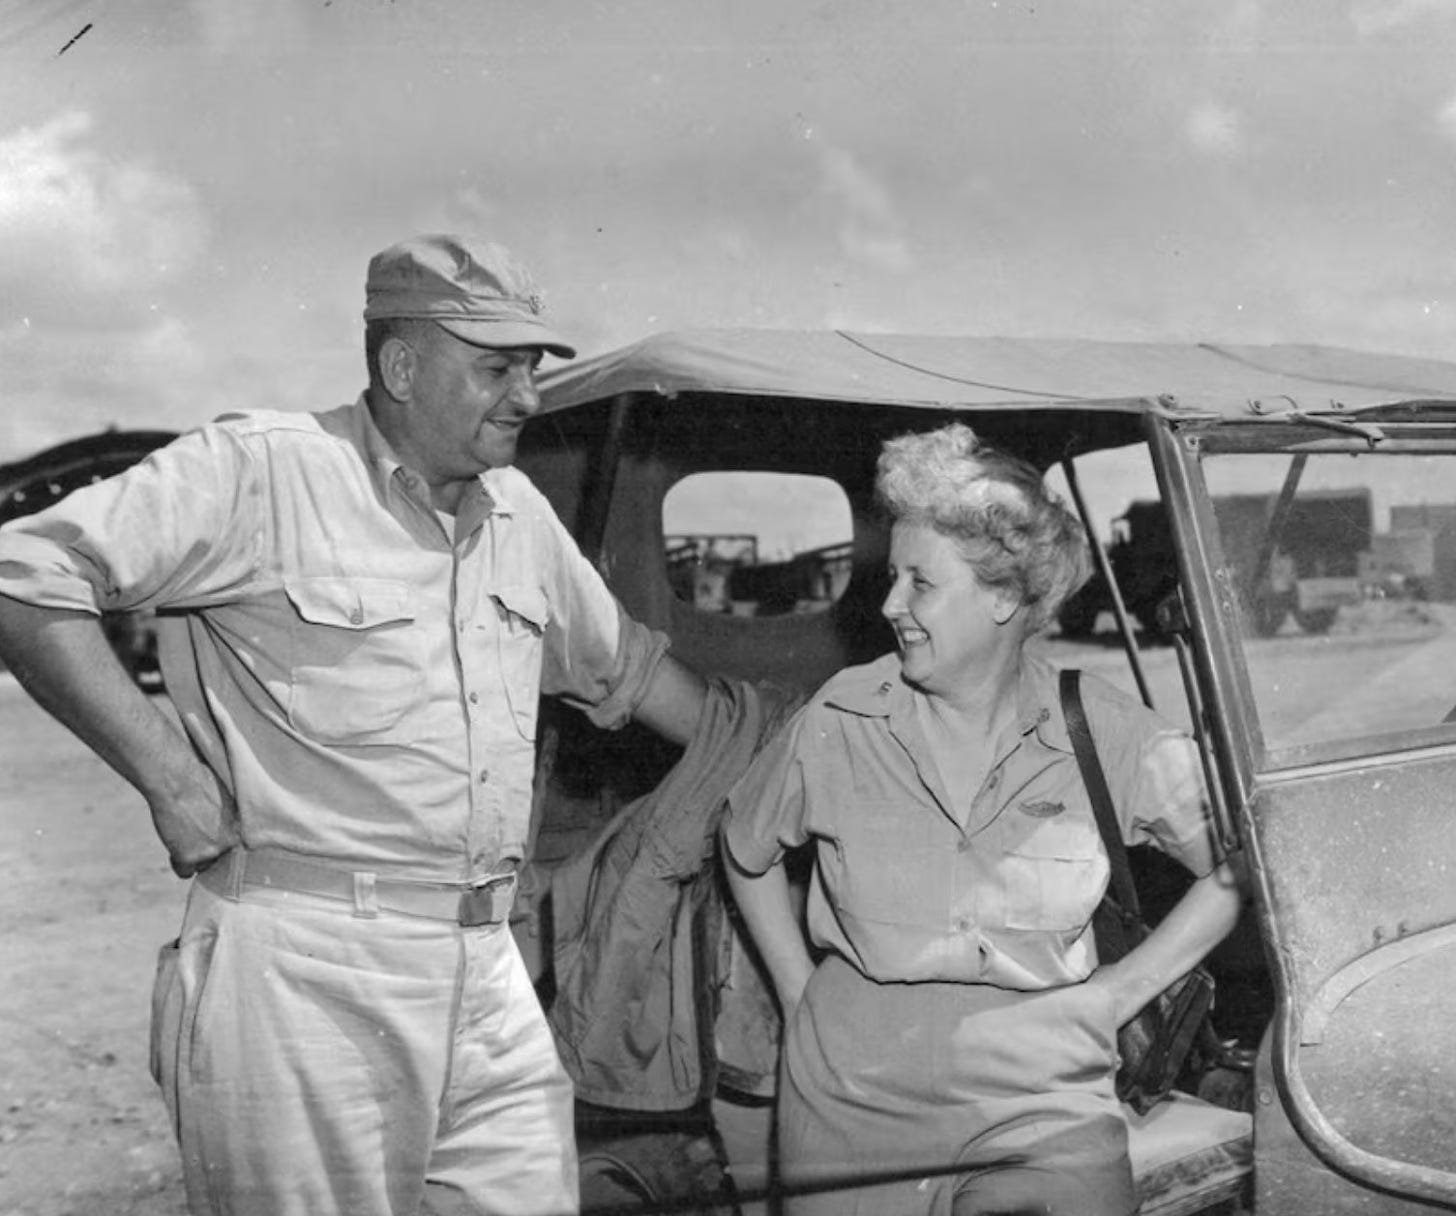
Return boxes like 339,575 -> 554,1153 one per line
490,584 -> 548,741
1001,814 -> 1109,933
829,810 -> 948,928
284,577 -> 423,742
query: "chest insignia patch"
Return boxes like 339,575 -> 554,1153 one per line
1019,799 -> 1065,818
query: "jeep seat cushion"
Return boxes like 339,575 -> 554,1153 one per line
1127,1092 -> 1253,1216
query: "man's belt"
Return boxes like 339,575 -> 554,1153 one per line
198,847 -> 517,927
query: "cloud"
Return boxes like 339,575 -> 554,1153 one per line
1185,102 -> 1243,156
0,307 -> 358,460
187,0 -> 312,53
1437,92 -> 1456,143
0,318 -> 196,455
1176,0 -> 1270,46
812,142 -> 914,274
0,111 -> 209,328
1350,0 -> 1456,36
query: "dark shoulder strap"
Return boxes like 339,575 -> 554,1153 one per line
1058,668 -> 1141,917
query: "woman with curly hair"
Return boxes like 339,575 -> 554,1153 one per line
721,423 -> 1243,1215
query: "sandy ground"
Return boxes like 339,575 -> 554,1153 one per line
0,677 -> 188,1215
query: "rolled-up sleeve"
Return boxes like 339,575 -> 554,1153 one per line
721,706 -> 814,874
551,600 -> 671,730
1126,730 -> 1223,878
0,425 -> 263,614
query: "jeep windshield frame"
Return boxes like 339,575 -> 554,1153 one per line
1151,409 -> 1456,1208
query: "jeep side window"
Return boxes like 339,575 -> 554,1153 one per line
662,472 -> 854,618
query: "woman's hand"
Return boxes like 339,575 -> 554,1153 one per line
1084,960 -> 1156,1029
1091,860 -> 1245,1027
773,955 -> 814,1019
722,848 -> 816,1019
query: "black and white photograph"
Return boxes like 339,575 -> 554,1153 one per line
2,3 -> 1456,1214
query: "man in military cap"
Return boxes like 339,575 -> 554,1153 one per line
0,234 -> 706,1215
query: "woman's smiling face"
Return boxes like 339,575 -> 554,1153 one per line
881,520 -> 1018,698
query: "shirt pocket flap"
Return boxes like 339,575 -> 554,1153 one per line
285,577 -> 416,629
1006,811 -> 1103,860
491,584 -> 549,633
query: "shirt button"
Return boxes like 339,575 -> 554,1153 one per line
478,769 -> 489,784
957,838 -> 971,853
349,608 -> 363,625
986,772 -> 999,789
468,692 -> 479,705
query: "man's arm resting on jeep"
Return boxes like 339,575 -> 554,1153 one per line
629,652 -> 707,747
0,595 -> 234,876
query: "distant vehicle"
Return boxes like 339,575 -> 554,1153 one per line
0,428 -> 178,689
1365,504 -> 1456,603
1058,499 -> 1181,638
1062,488 -> 1376,639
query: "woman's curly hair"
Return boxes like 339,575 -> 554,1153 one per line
875,423 -> 1092,633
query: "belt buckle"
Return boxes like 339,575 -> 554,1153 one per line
457,872 -> 515,928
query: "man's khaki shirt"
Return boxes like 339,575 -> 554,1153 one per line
0,400 -> 665,881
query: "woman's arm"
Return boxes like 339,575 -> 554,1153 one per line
1090,858 -> 1245,1026
723,849 -> 815,1016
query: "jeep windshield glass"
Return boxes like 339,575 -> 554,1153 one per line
1201,447 -> 1456,766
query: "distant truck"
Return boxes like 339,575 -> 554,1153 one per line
1060,487 -> 1374,638
1365,504 -> 1456,602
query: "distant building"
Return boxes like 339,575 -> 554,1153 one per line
1385,505 -> 1456,600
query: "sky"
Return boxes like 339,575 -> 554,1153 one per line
4,0 -> 1456,535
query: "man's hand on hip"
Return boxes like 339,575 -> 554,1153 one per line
149,761 -> 239,877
